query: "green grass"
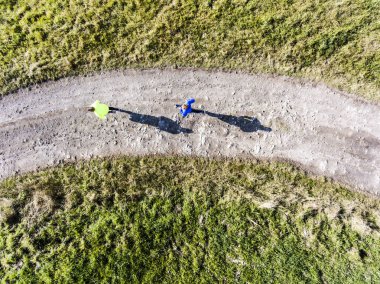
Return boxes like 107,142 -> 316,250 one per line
1,0 -> 379,100
1,156 -> 380,282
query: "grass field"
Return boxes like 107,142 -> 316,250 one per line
1,157 -> 380,282
1,0 -> 379,100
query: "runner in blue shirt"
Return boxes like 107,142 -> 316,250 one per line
176,98 -> 195,117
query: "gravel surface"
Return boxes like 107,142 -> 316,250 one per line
0,69 -> 379,194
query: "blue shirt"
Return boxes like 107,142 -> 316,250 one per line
179,98 -> 195,117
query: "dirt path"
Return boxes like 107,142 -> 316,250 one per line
0,69 -> 379,193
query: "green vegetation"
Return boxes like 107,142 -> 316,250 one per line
1,0 -> 379,100
1,157 -> 380,282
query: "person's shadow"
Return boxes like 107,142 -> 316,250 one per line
198,110 -> 271,132
109,107 -> 192,134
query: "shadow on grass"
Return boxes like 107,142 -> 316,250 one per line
109,107 -> 192,134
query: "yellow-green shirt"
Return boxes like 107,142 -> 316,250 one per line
91,100 -> 109,120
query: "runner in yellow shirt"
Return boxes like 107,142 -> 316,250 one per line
88,100 -> 111,120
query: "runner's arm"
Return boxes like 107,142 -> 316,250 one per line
186,98 -> 195,105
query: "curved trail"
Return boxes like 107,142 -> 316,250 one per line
0,69 -> 379,194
